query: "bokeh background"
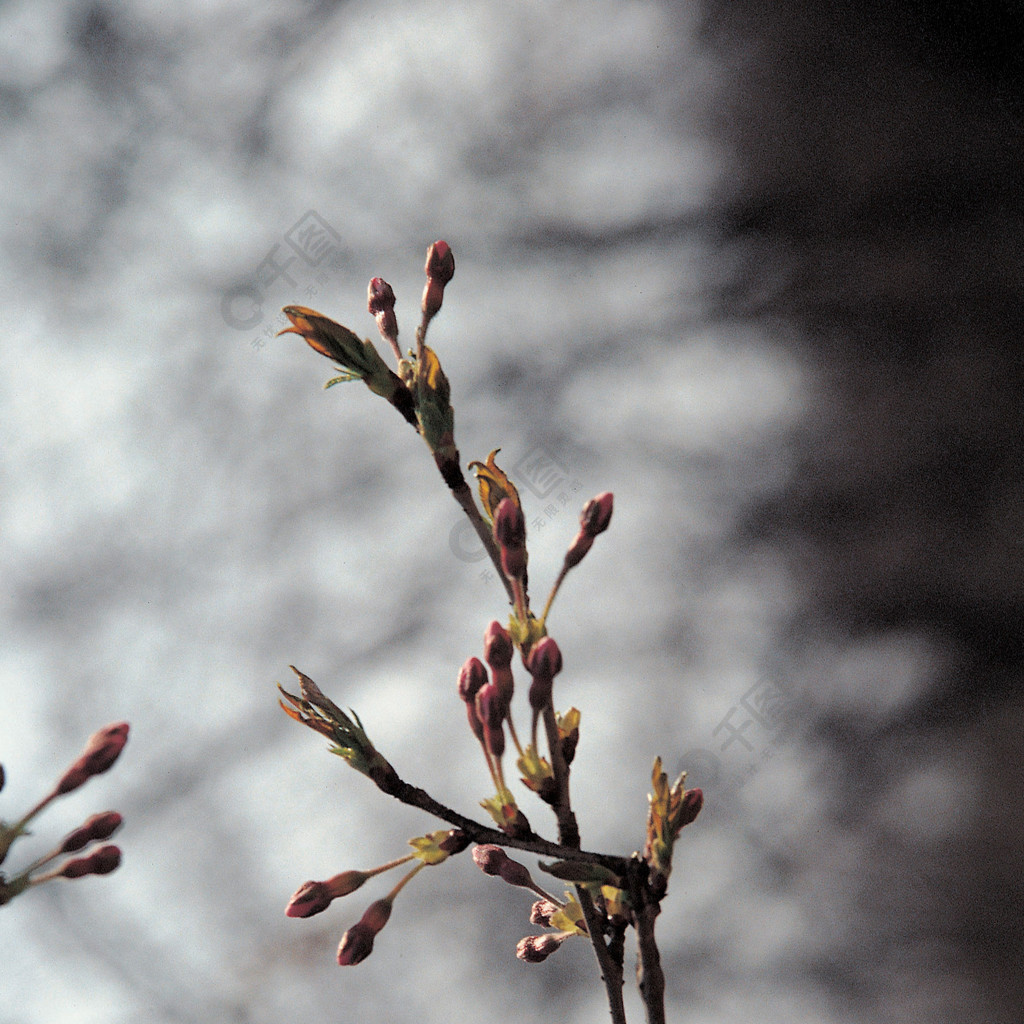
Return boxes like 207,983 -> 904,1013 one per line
2,1 -> 1022,1022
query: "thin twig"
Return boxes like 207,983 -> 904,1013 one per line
540,705 -> 627,1023
576,886 -> 628,1024
635,903 -> 666,1024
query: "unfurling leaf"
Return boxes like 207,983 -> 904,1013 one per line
468,449 -> 522,523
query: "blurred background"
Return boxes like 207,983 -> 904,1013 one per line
1,1 -> 1022,1022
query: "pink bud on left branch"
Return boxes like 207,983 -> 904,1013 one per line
58,844 -> 122,879
286,870 -> 371,918
56,723 -> 130,795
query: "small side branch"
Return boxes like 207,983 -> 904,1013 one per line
385,777 -> 628,873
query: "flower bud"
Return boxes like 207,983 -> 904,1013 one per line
286,880 -> 333,918
475,681 -> 504,730
421,241 -> 455,319
472,844 -> 509,876
57,723 -> 130,795
530,899 -> 558,926
336,920 -> 376,966
425,240 -> 455,286
528,674 -> 552,712
483,621 -> 513,669
528,637 -> 562,711
564,492 -> 614,568
60,844 -> 121,878
472,844 -> 533,888
580,492 -> 614,536
516,932 -> 569,963
498,856 -> 533,888
367,277 -> 399,349
457,657 -> 488,704
477,689 -> 507,751
679,788 -> 704,828
336,897 -> 393,966
483,620 -> 515,712
61,811 -> 123,853
438,829 -> 471,856
528,637 -> 563,679
367,277 -> 396,317
494,498 -> 526,550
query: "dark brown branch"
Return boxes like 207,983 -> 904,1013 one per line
380,776 -> 628,873
635,902 -> 666,1024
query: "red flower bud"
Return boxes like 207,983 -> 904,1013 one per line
528,674 -> 552,712
472,844 -> 508,876
580,492 -> 613,536
286,880 -> 333,918
679,788 -> 703,829
516,932 -> 569,963
472,844 -> 533,888
336,921 -> 376,966
494,499 -> 527,579
367,277 -> 399,350
424,240 -> 455,286
457,656 -> 488,703
484,720 -> 506,758
61,811 -> 123,853
483,621 -> 513,669
421,241 -> 455,320
528,637 -> 563,680
476,684 -> 507,755
494,498 -> 526,550
438,829 -> 471,855
57,723 -> 129,795
498,857 -> 533,888
336,898 -> 393,966
367,277 -> 396,316
564,493 -> 614,568
530,899 -> 558,926
60,844 -> 121,878
475,682 -> 505,730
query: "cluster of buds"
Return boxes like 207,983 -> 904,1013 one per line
284,829 -> 470,965
471,844 -> 588,963
457,623 -> 532,838
0,723 -> 129,907
643,757 -> 703,901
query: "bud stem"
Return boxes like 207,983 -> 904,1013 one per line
539,563 -> 570,628
384,861 -> 425,903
